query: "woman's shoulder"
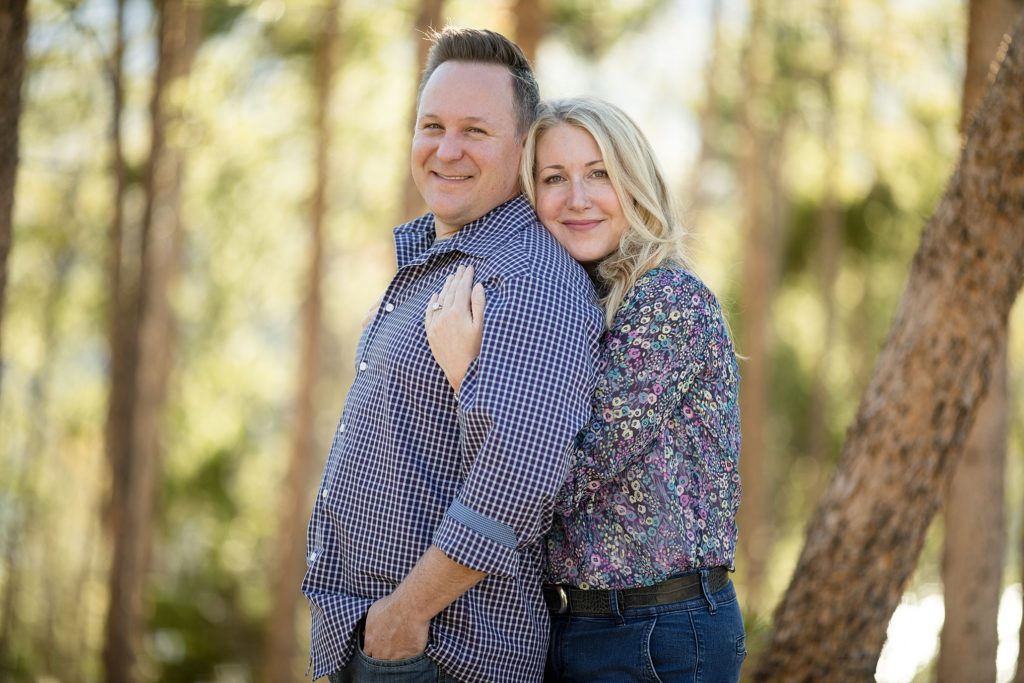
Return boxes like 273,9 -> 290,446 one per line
611,266 -> 735,363
627,265 -> 719,313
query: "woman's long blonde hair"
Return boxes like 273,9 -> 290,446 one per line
521,97 -> 691,327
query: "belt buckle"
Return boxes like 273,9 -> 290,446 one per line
556,586 -> 569,615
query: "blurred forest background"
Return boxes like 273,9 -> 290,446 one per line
1,0 -> 1023,681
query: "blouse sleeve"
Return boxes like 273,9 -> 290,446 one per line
554,270 -> 725,514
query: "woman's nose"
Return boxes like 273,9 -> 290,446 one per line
567,180 -> 592,210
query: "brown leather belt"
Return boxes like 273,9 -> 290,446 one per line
543,567 -> 731,617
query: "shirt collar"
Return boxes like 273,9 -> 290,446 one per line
394,195 -> 534,268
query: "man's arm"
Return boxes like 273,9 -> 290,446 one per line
430,271 -> 600,571
363,546 -> 484,659
366,269 -> 601,660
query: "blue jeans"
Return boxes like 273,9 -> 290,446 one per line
545,575 -> 746,682
328,648 -> 451,683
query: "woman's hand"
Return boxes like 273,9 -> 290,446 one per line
425,265 -> 486,394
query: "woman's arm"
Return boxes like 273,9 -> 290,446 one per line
555,270 -> 729,513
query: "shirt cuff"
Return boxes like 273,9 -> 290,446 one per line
432,500 -> 520,578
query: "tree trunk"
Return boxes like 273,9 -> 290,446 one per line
938,352 -> 1006,683
0,0 -> 28,402
0,0 -> 33,663
754,11 -> 1024,682
399,0 -> 444,224
681,0 -> 723,222
102,2 -> 201,681
104,0 -> 134,543
937,2 -> 1017,681
260,3 -> 339,681
736,0 -> 777,613
807,0 -> 844,475
513,0 -> 545,65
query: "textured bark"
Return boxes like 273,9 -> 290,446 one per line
399,0 -> 444,223
512,0 -> 545,65
754,11 -> 1024,682
736,0 -> 777,612
102,2 -> 201,681
937,2 -> 1017,681
260,3 -> 339,681
0,0 -> 28,401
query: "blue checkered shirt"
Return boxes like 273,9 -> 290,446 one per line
302,196 -> 603,681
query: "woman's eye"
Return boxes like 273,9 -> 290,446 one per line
542,174 -> 564,184
592,169 -> 609,179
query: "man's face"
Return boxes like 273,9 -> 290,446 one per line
412,61 -> 523,239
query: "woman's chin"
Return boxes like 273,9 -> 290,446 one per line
570,249 -> 614,266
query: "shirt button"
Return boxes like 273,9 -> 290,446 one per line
359,361 -> 368,372
384,303 -> 395,312
339,423 -> 346,434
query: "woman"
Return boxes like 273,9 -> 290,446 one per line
425,97 -> 744,682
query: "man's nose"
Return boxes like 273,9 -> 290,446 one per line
436,133 -> 464,162
568,180 -> 592,210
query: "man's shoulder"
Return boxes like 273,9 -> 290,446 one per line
483,203 -> 589,287
511,218 -> 581,269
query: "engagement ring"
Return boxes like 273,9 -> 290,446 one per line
432,302 -> 443,310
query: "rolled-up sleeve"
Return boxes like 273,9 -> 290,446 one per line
431,273 -> 602,576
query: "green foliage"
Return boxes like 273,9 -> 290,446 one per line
163,447 -> 240,523
152,444 -> 260,681
3,0 -> 1019,680
202,0 -> 250,38
548,0 -> 671,58
149,569 -> 263,682
739,607 -> 774,683
780,182 -> 899,279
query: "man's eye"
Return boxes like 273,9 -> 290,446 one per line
467,127 -> 486,135
423,122 -> 442,130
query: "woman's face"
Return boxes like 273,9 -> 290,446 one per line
534,124 -> 628,265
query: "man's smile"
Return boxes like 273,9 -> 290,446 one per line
433,172 -> 473,181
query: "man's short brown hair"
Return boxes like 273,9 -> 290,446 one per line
417,27 -> 540,138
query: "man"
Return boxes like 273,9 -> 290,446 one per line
302,27 -> 604,682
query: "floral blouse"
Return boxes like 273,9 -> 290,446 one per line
545,266 -> 742,590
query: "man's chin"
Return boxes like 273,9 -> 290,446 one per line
428,208 -> 473,238
428,204 -> 476,226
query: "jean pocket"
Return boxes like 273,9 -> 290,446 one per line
356,646 -> 429,669
641,618 -> 664,683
